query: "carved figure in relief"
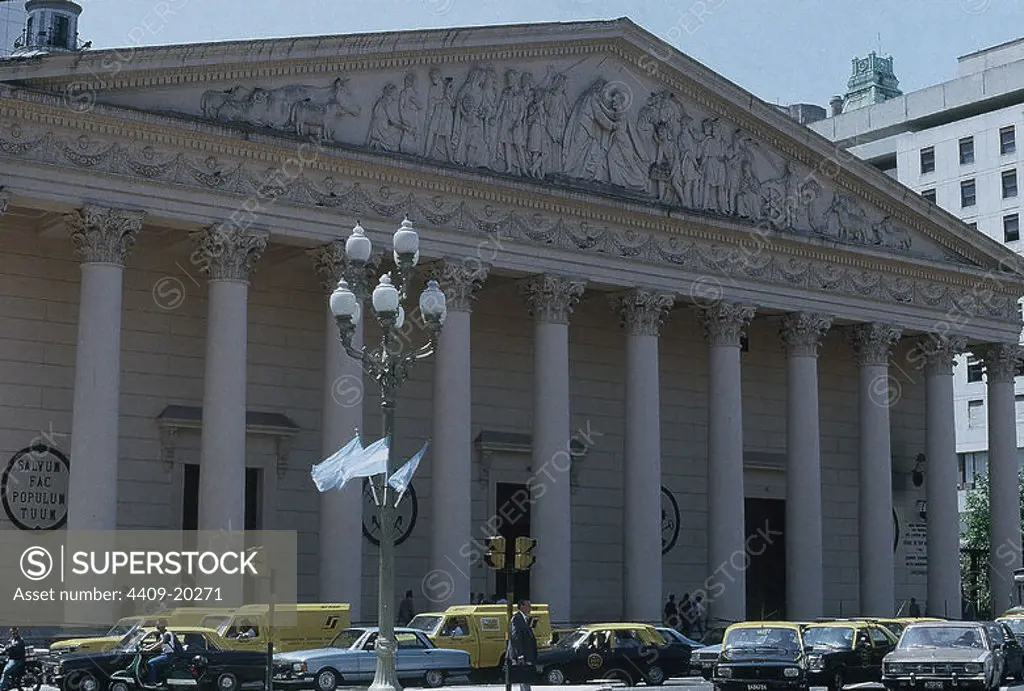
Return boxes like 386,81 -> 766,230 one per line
870,216 -> 912,251
495,69 -> 524,174
562,79 -> 612,180
675,119 -> 701,209
201,85 -> 254,121
423,69 -> 455,161
367,83 -> 407,153
525,88 -> 548,178
480,67 -> 500,168
762,161 -> 803,231
290,78 -> 360,141
697,118 -> 729,213
453,68 -> 487,167
542,71 -> 570,176
398,72 -> 424,155
650,121 -> 683,204
515,72 -> 535,169
604,85 -> 649,192
728,133 -> 758,217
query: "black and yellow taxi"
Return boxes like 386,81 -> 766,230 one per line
712,621 -> 809,691
535,623 -> 689,685
803,620 -> 898,691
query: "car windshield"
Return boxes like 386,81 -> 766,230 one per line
899,626 -> 985,650
106,621 -> 139,637
200,615 -> 232,634
659,629 -> 678,645
724,627 -> 800,652
803,627 -> 854,650
114,628 -> 151,651
558,631 -> 588,649
330,629 -> 367,649
407,616 -> 442,635
1001,619 -> 1024,637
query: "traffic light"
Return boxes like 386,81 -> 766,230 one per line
514,537 -> 536,571
483,536 -> 506,569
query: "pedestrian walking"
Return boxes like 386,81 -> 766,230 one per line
397,589 -> 416,626
663,593 -> 679,628
690,594 -> 706,640
678,593 -> 693,636
908,597 -> 921,617
508,600 -> 538,691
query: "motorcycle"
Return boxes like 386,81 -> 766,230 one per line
107,651 -> 208,691
0,654 -> 43,691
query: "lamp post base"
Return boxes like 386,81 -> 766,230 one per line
369,637 -> 403,691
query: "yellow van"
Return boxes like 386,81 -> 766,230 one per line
408,604 -> 552,675
199,603 -> 349,653
49,607 -> 235,655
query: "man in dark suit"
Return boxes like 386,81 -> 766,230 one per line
508,600 -> 538,691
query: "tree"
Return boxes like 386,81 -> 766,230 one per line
959,471 -> 1024,618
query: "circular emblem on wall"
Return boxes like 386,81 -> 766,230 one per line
893,507 -> 900,554
1,444 -> 70,531
662,486 -> 681,555
587,653 -> 603,670
362,479 -> 418,547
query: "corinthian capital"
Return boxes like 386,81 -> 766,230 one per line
0,187 -> 10,216
915,334 -> 968,376
977,343 -> 1022,383
426,259 -> 489,312
189,224 -> 269,281
780,312 -> 833,358
520,274 -> 586,324
65,205 -> 146,265
612,289 -> 675,337
699,301 -> 755,347
848,323 -> 902,366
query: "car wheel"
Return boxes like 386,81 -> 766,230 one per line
544,667 -> 566,685
314,669 -> 339,691
645,665 -> 665,686
109,682 -> 130,691
216,672 -> 239,691
604,668 -> 636,687
423,670 -> 445,688
67,671 -> 100,691
21,670 -> 43,691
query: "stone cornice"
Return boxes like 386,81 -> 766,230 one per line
0,95 -> 1020,328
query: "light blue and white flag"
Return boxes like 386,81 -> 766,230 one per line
388,440 -> 429,505
339,435 -> 390,490
311,434 -> 362,492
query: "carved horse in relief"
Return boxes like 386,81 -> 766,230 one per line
290,78 -> 361,141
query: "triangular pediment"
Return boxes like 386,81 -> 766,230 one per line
2,19 -> 1020,273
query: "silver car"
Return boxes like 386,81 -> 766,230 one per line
882,621 -> 1003,691
272,627 -> 470,691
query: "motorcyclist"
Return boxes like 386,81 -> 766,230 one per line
0,628 -> 26,691
142,621 -> 178,686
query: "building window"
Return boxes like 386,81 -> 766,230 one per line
968,399 -> 985,429
52,14 -> 70,49
1017,395 -> 1024,421
921,188 -> 936,202
967,355 -> 984,382
961,179 -> 976,207
920,147 -> 935,174
960,137 -> 975,165
1018,301 -> 1023,322
1003,170 -> 1018,198
1005,214 -> 1020,242
1001,126 -> 1016,154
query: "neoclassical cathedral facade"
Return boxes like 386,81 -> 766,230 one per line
0,18 -> 1022,625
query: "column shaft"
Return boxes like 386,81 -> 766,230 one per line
923,338 -> 962,618
624,331 -> 662,624
982,344 -> 1022,614
319,312 -> 364,617
431,308 -> 472,607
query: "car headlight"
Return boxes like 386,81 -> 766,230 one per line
807,655 -> 823,671
965,663 -> 983,674
717,666 -> 732,678
292,662 -> 306,673
784,667 -> 800,678
885,663 -> 903,675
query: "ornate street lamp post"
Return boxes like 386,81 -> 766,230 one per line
329,218 -> 446,691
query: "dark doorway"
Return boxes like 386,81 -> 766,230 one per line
494,482 -> 530,602
744,498 -> 786,620
183,465 -> 262,530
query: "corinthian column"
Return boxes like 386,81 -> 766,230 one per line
65,205 -> 146,531
780,312 -> 832,620
699,301 -> 755,625
429,260 -> 488,608
520,274 -> 586,625
190,224 -> 268,532
918,334 -> 967,618
309,242 -> 372,619
978,343 -> 1023,614
613,289 -> 674,624
849,322 -> 902,616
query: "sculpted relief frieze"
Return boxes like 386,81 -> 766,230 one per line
0,118 -> 1015,325
178,58 -> 944,260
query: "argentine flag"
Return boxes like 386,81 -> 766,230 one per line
311,435 -> 390,492
311,434 -> 362,492
387,440 -> 429,504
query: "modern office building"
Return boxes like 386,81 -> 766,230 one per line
809,40 -> 1024,526
2,13 -> 1023,624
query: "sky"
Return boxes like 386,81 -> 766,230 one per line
5,0 -> 1023,108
